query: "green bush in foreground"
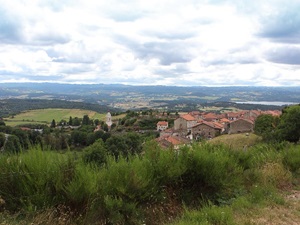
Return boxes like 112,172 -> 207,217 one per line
0,142 -> 299,224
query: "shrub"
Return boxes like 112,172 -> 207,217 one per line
0,147 -> 73,211
182,143 -> 243,202
282,145 -> 300,174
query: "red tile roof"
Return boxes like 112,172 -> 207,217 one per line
220,118 -> 231,123
157,121 -> 168,126
180,114 -> 196,121
230,118 -> 254,125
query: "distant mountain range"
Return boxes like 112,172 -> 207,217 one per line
0,83 -> 299,113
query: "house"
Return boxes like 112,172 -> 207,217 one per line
157,121 -> 168,131
226,112 -> 242,121
202,112 -> 218,122
191,121 -> 223,139
174,114 -> 197,132
227,118 -> 254,134
156,134 -> 191,149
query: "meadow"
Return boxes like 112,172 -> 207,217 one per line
3,108 -> 124,126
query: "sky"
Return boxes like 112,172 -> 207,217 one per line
0,0 -> 300,86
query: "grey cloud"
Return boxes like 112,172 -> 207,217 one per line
114,35 -> 194,65
258,3 -> 300,43
140,41 -> 193,65
208,57 -> 259,66
153,65 -> 190,78
0,8 -> 22,43
29,32 -> 71,46
266,47 -> 300,65
47,42 -> 99,64
0,72 -> 62,82
60,64 -> 94,74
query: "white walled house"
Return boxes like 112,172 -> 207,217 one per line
157,121 -> 168,131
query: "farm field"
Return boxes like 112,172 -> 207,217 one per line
3,108 -> 124,126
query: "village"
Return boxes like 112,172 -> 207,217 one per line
155,109 -> 282,148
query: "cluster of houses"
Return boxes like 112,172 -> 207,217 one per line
156,110 -> 281,149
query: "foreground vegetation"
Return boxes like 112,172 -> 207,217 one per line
0,141 -> 300,224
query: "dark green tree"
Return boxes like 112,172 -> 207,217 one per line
83,139 -> 107,167
12,128 -> 30,149
106,135 -> 128,159
71,130 -> 87,146
72,117 -> 81,126
94,119 -> 100,126
86,133 -> 96,145
82,115 -> 90,126
68,116 -> 73,125
254,114 -> 279,141
50,119 -> 56,128
4,135 -> 22,154
0,132 -> 5,149
277,105 -> 300,143
0,121 -> 5,126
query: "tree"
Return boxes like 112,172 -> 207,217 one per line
105,132 -> 142,159
0,132 -> 5,149
83,139 -> 107,167
82,115 -> 90,126
277,105 -> 300,143
12,128 -> 30,149
254,114 -> 278,141
0,121 -> 5,126
106,135 -> 128,159
69,116 -> 73,126
94,119 -> 100,126
71,130 -> 87,146
50,119 -> 56,128
4,135 -> 22,154
86,133 -> 96,145
72,117 -> 81,126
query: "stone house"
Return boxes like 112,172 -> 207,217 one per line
156,134 -> 191,149
227,118 -> 254,134
174,114 -> 197,132
191,121 -> 222,139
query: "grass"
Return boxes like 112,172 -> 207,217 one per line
209,133 -> 262,150
3,109 -> 125,126
1,142 -> 300,224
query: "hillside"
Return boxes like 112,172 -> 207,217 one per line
0,99 -> 114,118
3,108 -> 107,126
209,133 -> 262,150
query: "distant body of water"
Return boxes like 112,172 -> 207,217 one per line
236,101 -> 299,106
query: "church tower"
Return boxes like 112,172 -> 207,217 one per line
106,112 -> 112,129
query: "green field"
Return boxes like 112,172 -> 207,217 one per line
3,108 -> 124,126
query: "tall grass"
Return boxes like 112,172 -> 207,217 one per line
0,146 -> 73,211
0,141 -> 299,224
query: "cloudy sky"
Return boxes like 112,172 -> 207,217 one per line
0,0 -> 300,86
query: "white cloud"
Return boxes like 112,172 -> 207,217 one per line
0,0 -> 299,86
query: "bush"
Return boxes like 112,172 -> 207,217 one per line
83,139 -> 107,167
283,145 -> 300,174
0,147 -> 73,211
182,143 -> 243,202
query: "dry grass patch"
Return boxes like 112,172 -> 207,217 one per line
233,189 -> 300,225
209,133 -> 262,150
